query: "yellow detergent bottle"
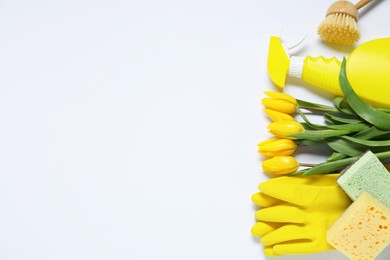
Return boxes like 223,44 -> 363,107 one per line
267,36 -> 390,108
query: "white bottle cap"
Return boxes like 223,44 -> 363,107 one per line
289,56 -> 305,78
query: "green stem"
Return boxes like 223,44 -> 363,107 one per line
298,105 -> 338,113
296,99 -> 339,113
299,163 -> 317,167
299,150 -> 390,175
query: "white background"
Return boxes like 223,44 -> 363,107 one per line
0,0 -> 388,259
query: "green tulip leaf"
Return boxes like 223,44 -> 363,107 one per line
299,122 -> 318,131
332,96 -> 354,114
300,157 -> 357,175
353,126 -> 390,140
296,150 -> 390,175
324,113 -> 362,124
289,129 -> 351,141
296,99 -> 339,113
297,107 -> 365,132
326,138 -> 366,157
296,139 -> 325,146
339,58 -> 390,130
325,123 -> 367,132
296,108 -> 326,130
342,136 -> 390,147
326,152 -> 347,162
378,108 -> 390,114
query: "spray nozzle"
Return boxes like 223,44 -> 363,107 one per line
267,36 -> 290,88
267,36 -> 307,88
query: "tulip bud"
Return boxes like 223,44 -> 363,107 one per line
264,108 -> 295,122
262,91 -> 297,114
268,121 -> 304,139
258,138 -> 297,157
262,156 -> 299,175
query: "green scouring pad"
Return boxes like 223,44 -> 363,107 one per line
337,150 -> 390,208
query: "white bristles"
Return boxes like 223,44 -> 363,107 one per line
318,13 -> 360,45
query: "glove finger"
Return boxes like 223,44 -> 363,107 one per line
259,174 -> 339,206
251,221 -> 283,237
259,181 -> 301,205
255,204 -> 305,223
261,225 -> 311,246
257,176 -> 308,192
263,246 -> 282,256
259,174 -> 339,187
252,192 -> 283,207
259,175 -> 341,206
273,241 -> 329,255
259,181 -> 316,206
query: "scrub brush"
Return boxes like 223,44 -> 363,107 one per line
317,0 -> 373,45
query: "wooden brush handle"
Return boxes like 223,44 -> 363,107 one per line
327,1 -> 359,20
355,0 -> 373,10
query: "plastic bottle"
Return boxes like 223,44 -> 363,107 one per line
267,36 -> 390,108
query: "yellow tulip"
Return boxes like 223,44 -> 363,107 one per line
258,138 -> 297,157
264,108 -> 295,122
264,91 -> 297,104
262,156 -> 299,175
262,91 -> 297,114
268,121 -> 304,139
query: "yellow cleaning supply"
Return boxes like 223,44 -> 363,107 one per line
267,36 -> 390,108
327,192 -> 390,260
251,174 -> 352,256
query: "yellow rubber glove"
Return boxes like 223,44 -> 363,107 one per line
251,174 -> 352,256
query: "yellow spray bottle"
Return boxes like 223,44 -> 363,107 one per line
267,36 -> 390,108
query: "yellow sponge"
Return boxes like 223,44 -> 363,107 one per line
327,192 -> 390,259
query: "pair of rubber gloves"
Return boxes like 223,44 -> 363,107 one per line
251,174 -> 352,256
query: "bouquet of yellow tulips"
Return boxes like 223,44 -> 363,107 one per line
259,59 -> 390,176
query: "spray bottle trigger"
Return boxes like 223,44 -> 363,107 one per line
267,36 -> 290,88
